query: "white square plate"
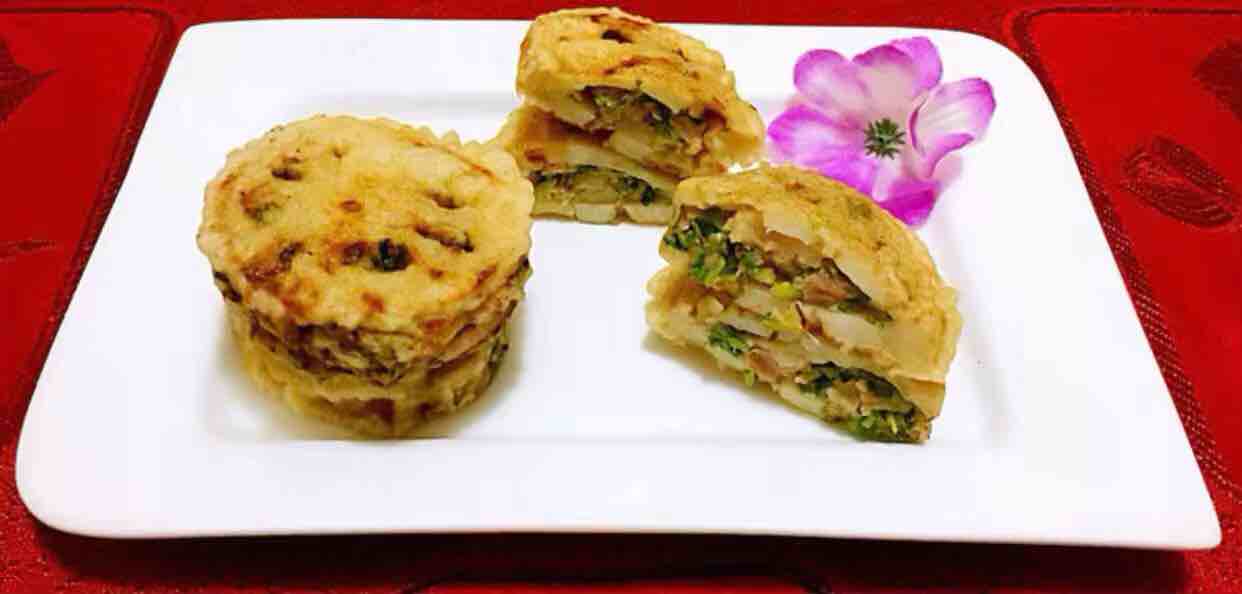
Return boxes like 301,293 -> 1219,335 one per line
15,19 -> 1220,548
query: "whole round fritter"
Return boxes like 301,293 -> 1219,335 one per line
197,116 -> 534,350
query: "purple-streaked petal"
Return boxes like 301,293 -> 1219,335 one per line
805,153 -> 880,196
768,104 -> 865,161
889,37 -> 942,93
853,44 -> 923,119
909,77 -> 996,178
767,105 -> 877,194
794,49 -> 868,124
910,132 -> 974,180
875,175 -> 939,226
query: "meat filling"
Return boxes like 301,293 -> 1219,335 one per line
572,86 -> 721,175
662,207 -> 892,322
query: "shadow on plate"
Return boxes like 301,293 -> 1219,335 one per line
920,207 -> 1013,446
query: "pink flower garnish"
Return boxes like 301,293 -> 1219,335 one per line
768,37 -> 996,226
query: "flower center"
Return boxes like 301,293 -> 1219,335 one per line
863,118 -> 906,159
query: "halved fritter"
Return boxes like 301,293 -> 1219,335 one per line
198,115 -> 534,436
516,7 -> 764,178
646,165 -> 962,443
494,105 -> 677,224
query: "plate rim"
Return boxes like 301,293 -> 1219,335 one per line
15,18 -> 1221,549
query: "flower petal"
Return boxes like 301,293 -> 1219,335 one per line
853,44 -> 923,119
793,49 -> 868,124
767,104 -> 877,194
875,175 -> 939,226
805,153 -> 880,196
910,77 -> 996,178
768,104 -> 865,162
889,37 -> 942,93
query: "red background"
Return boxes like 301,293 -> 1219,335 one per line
1,1 -> 1239,592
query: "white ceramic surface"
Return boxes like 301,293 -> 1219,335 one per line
14,19 -> 1220,548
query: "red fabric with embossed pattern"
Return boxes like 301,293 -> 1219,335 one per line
0,3 -> 1239,594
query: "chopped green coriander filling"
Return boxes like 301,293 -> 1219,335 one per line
590,88 -> 633,112
664,209 -> 894,326
796,362 -> 900,399
583,87 -> 686,139
770,281 -> 800,300
663,209 -> 773,286
530,166 -> 664,206
742,368 -> 757,387
707,323 -> 749,357
847,410 -> 916,442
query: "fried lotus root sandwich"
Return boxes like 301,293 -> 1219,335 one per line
197,115 -> 533,437
516,7 -> 764,178
646,166 -> 962,442
494,104 -> 678,224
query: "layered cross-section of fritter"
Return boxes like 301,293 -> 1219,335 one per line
646,166 -> 962,442
494,105 -> 678,224
197,115 -> 533,437
516,7 -> 764,178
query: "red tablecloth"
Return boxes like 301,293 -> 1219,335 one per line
1,1 -> 1239,592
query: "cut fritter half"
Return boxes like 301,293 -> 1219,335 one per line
646,165 -> 962,443
517,7 -> 764,178
494,104 -> 678,224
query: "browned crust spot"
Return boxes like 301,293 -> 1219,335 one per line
427,191 -> 461,210
524,148 -> 547,164
217,172 -> 239,191
212,271 -> 242,302
239,183 -> 273,220
243,242 -> 303,286
415,224 -> 473,252
474,264 -> 497,289
361,292 -> 385,313
278,278 -> 309,318
602,29 -> 632,43
420,318 -> 448,334
339,199 -> 362,212
271,166 -> 302,181
362,399 -> 395,424
338,240 -> 368,265
270,154 -> 305,181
